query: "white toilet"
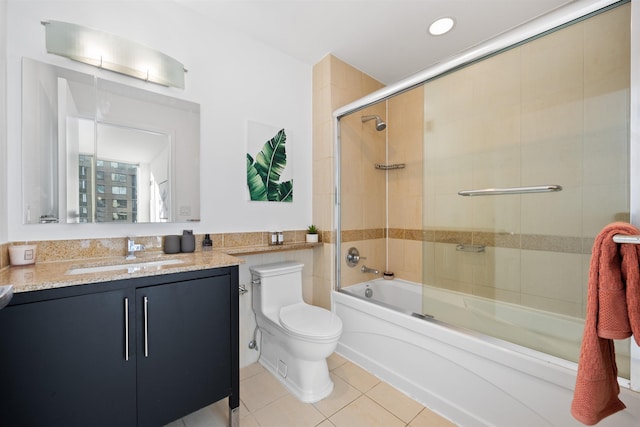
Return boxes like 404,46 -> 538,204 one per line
250,261 -> 343,403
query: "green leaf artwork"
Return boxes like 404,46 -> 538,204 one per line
246,128 -> 293,202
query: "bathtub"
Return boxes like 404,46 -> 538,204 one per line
334,279 -> 640,427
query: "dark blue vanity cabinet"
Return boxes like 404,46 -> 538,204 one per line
0,266 -> 239,427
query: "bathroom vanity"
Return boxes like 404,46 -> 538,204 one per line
0,262 -> 239,427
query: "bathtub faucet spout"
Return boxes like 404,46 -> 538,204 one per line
361,265 -> 380,275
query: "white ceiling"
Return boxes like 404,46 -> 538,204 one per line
179,0 -> 575,84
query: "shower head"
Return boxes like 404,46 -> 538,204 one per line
361,115 -> 387,131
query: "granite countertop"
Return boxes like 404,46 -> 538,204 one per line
0,250 -> 244,294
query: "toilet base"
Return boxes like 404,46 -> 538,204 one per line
258,331 -> 334,403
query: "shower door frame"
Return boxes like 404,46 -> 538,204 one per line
334,0 -> 640,391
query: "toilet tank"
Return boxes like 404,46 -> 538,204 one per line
250,261 -> 304,312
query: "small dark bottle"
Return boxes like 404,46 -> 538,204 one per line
202,234 -> 213,251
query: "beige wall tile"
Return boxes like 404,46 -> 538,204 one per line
583,4 -> 630,88
472,195 -> 521,234
433,194 -> 473,230
521,22 -> 584,103
520,187 -> 581,237
422,241 -> 435,284
313,194 -> 334,232
521,250 -> 583,309
473,247 -> 521,293
314,157 -> 334,196
313,84 -> 333,126
520,100 -> 583,188
402,240 -> 423,282
424,67 -> 474,123
387,238 -> 405,275
313,54 -> 331,92
434,243 -> 474,287
341,195 -> 364,230
315,277 -> 333,309
471,47 -> 521,112
363,194 -> 386,229
313,120 -> 335,161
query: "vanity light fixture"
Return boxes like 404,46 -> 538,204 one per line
428,17 -> 455,36
41,20 -> 186,89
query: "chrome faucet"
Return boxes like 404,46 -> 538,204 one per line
361,265 -> 379,275
126,239 -> 145,260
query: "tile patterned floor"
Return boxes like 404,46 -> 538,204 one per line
165,353 -> 458,427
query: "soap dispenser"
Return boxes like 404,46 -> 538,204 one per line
181,230 -> 195,253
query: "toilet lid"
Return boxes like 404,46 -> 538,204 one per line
279,303 -> 343,338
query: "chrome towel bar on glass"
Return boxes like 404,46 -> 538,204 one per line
458,185 -> 562,196
612,235 -> 640,244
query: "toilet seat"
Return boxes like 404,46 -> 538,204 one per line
279,303 -> 343,340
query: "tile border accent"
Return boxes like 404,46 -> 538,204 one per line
342,227 -> 595,254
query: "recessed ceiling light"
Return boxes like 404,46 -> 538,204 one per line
429,17 -> 455,36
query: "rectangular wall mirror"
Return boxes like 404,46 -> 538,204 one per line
22,57 -> 200,224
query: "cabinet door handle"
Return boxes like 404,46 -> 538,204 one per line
124,298 -> 129,361
143,296 -> 149,357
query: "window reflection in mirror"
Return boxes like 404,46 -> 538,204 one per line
22,58 -> 200,224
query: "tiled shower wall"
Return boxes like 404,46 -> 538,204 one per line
339,100 -> 387,286
312,55 -> 385,305
337,81 -> 425,287
387,88 -> 425,283
422,4 -> 630,318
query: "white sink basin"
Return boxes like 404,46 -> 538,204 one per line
0,285 -> 13,309
67,259 -> 184,275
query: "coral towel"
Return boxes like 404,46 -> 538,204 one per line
572,222 -> 640,425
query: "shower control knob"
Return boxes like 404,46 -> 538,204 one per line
346,247 -> 362,267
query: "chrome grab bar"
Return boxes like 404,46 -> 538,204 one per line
458,185 -> 562,196
613,235 -> 640,244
